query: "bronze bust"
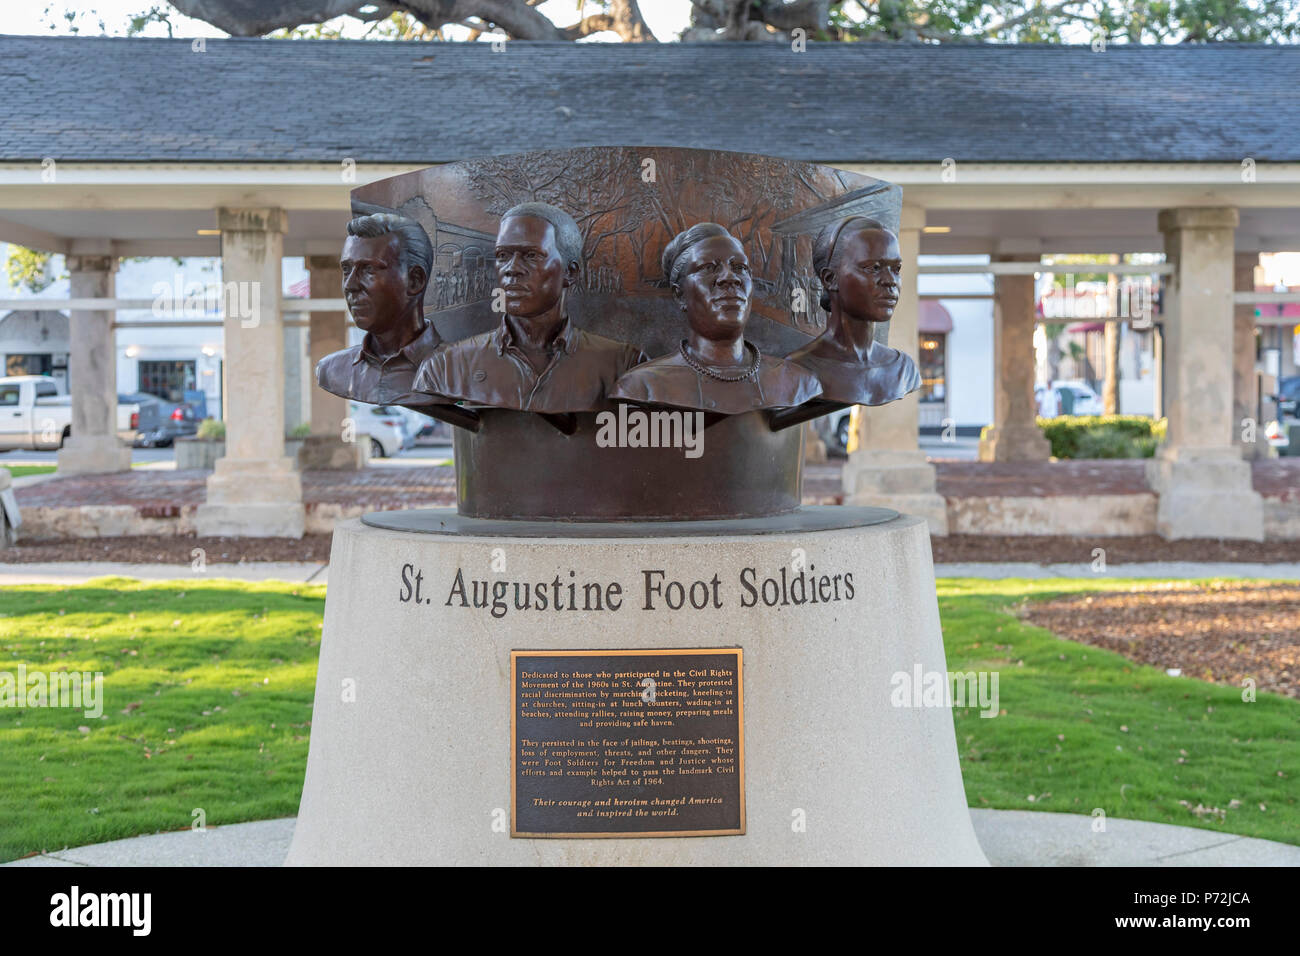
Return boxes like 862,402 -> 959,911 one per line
315,214 -> 444,407
412,202 -> 646,415
609,223 -> 822,415
784,217 -> 920,406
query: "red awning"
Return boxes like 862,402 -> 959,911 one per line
919,300 -> 953,334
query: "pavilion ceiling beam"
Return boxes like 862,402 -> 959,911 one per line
0,216 -> 67,254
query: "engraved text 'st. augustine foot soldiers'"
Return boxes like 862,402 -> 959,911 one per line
315,214 -> 445,406
609,223 -> 822,415
412,202 -> 646,415
771,217 -> 920,430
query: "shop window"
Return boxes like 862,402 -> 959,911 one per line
138,360 -> 197,402
6,353 -> 53,377
918,334 -> 946,403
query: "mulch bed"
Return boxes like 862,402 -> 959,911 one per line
933,535 -> 1300,565
1019,582 -> 1300,699
2,532 -> 1297,566
0,535 -> 333,565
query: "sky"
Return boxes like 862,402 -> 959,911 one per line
2,1 -> 695,41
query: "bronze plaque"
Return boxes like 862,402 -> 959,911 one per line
511,648 -> 744,838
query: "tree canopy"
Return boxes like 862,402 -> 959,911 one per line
56,0 -> 1300,43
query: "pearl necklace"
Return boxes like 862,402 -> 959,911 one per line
678,340 -> 761,382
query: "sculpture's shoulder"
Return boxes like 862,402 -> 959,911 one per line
609,352 -> 691,404
865,343 -> 921,402
417,331 -> 493,383
758,353 -> 824,407
315,345 -> 361,396
571,328 -> 650,375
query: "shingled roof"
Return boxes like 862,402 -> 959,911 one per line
2,35 -> 1295,164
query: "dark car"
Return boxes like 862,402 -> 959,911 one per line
1278,375 -> 1300,418
134,400 -> 201,447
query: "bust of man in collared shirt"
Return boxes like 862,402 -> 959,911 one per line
315,213 -> 443,407
412,202 -> 646,414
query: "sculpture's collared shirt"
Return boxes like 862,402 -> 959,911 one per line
315,321 -> 443,406
413,316 -> 647,414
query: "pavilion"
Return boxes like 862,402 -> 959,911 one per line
1,36 -> 1297,539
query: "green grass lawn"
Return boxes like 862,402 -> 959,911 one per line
2,465 -> 57,478
0,578 -> 323,862
0,575 -> 1294,861
942,577 -> 1297,845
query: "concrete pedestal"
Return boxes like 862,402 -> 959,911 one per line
195,457 -> 304,538
56,435 -> 132,476
287,509 -> 988,866
977,423 -> 1050,463
1146,447 -> 1264,541
297,434 -> 368,471
844,450 -> 949,536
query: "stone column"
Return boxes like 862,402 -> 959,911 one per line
843,206 -> 948,534
978,254 -> 1050,462
1234,251 -> 1261,459
1148,208 -> 1262,540
299,255 -> 365,469
56,255 -> 131,476
196,208 -> 305,538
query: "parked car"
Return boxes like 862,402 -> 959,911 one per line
349,403 -> 413,458
133,399 -> 201,447
0,375 -> 140,451
1036,380 -> 1104,417
388,405 -> 452,445
1276,375 -> 1300,418
814,408 -> 854,455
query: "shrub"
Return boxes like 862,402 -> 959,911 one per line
1037,415 -> 1165,459
288,422 -> 312,439
196,418 -> 226,441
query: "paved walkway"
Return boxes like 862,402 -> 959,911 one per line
2,561 -> 1297,587
934,562 -> 1300,580
7,811 -> 1297,867
0,561 -> 327,584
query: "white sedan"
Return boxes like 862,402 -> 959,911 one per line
348,403 -> 413,458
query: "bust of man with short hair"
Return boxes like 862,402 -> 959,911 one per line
412,201 -> 646,414
315,213 -> 443,406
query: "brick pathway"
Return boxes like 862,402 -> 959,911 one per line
934,460 -> 1152,497
13,457 -> 1296,514
14,466 -> 458,512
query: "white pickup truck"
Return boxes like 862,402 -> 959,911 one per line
0,375 -> 140,451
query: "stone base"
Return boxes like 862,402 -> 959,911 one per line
196,457 -> 305,538
978,425 -> 1050,463
843,450 -> 949,535
849,492 -> 949,536
286,510 -> 988,866
1146,447 -> 1264,541
297,435 -> 368,471
55,435 -> 131,476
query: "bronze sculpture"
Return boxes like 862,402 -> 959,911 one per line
334,147 -> 908,521
769,217 -> 921,431
315,214 -> 444,406
609,223 -> 822,415
412,202 -> 647,415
